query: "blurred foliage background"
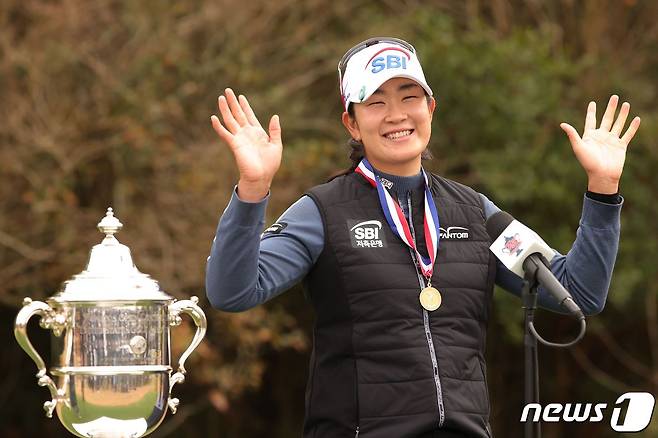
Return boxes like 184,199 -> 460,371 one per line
1,0 -> 657,436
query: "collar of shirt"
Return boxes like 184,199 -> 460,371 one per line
371,166 -> 425,219
373,167 -> 424,196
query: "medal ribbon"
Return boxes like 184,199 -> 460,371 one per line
355,158 -> 440,279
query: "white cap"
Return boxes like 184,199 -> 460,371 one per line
339,41 -> 433,112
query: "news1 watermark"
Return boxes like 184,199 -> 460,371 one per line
521,392 -> 655,432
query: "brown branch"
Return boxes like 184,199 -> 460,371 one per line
570,346 -> 635,394
0,229 -> 54,261
594,322 -> 653,382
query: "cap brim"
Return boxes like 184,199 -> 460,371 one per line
344,72 -> 433,112
359,72 -> 433,105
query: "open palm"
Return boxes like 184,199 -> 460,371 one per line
560,95 -> 641,193
211,88 -> 282,188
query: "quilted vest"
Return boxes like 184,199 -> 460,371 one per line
303,171 -> 496,438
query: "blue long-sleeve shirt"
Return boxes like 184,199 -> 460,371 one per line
206,171 -> 622,315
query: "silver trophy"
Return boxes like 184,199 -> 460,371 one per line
14,208 -> 207,438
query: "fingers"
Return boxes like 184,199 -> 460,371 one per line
225,88 -> 248,126
213,91 -> 280,148
585,96 -> 640,143
584,101 -> 596,132
599,95 -> 619,131
217,95 -> 240,132
611,101 -> 630,136
560,122 -> 581,145
561,122 -> 589,165
210,115 -> 233,144
268,115 -> 282,146
216,88 -> 263,134
621,116 -> 641,145
239,95 -> 263,128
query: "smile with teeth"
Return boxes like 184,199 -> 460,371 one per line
384,129 -> 414,140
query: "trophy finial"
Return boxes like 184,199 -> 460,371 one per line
97,207 -> 123,237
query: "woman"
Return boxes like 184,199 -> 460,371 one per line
207,37 -> 640,438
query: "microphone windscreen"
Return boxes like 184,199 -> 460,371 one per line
486,211 -> 515,241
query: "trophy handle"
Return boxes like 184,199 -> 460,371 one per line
14,297 -> 65,418
167,296 -> 207,414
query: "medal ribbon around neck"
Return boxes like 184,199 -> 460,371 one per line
355,158 -> 440,279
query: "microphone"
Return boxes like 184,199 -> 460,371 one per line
486,211 -> 584,319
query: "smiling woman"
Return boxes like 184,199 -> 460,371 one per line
207,36 -> 639,438
342,78 -> 436,176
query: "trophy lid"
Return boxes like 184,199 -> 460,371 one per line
50,208 -> 173,303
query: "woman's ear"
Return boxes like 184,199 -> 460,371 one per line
341,111 -> 361,141
427,96 -> 437,121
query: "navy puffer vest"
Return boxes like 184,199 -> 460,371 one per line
303,171 -> 496,438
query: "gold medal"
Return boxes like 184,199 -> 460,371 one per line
419,287 -> 442,311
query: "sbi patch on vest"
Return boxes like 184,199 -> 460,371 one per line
347,219 -> 388,248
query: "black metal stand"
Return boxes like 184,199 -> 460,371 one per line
520,255 -> 588,438
522,264 -> 541,438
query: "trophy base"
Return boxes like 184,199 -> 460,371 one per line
51,367 -> 171,438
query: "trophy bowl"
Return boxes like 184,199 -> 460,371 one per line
14,208 -> 207,438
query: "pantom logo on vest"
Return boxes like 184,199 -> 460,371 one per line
348,219 -> 388,248
439,226 -> 470,240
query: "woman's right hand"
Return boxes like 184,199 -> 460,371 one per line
211,88 -> 282,202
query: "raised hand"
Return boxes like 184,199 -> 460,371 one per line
211,88 -> 282,201
560,95 -> 641,194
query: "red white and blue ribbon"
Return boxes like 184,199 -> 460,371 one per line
355,158 -> 440,279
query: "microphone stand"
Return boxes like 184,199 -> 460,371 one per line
522,261 -> 541,438
520,255 -> 587,438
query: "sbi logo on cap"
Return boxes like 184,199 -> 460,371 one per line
370,48 -> 411,74
371,55 -> 407,74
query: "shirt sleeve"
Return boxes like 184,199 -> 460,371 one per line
479,193 -> 621,315
205,189 -> 324,312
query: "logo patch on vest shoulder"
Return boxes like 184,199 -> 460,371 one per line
439,226 -> 470,240
348,219 -> 387,248
262,222 -> 288,236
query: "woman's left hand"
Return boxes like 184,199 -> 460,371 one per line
560,95 -> 641,194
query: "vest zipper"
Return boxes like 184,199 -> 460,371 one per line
354,359 -> 360,437
405,194 -> 446,428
